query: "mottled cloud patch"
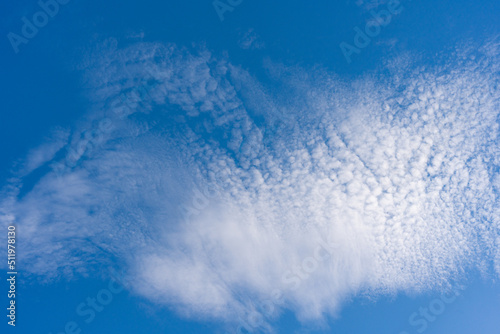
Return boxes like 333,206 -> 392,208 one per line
1,39 -> 499,329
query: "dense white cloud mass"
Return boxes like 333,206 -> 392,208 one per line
1,38 -> 499,330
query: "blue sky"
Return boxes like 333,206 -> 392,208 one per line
1,0 -> 499,333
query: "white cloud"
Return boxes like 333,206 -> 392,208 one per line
15,128 -> 69,177
238,29 -> 265,50
1,39 -> 499,330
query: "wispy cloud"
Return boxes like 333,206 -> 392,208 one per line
1,38 -> 499,330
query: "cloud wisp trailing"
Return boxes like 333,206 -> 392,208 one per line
1,38 -> 499,331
